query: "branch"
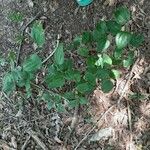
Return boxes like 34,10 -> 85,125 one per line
27,130 -> 48,150
117,57 -> 140,108
74,105 -> 114,150
42,34 -> 60,64
16,12 -> 42,66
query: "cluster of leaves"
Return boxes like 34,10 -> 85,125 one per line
8,11 -> 24,23
2,6 -> 144,111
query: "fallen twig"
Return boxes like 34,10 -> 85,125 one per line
64,105 -> 79,147
117,57 -> 140,108
42,34 -> 60,64
21,136 -> 31,150
74,105 -> 114,150
16,12 -> 42,66
127,99 -> 133,146
27,130 -> 48,150
31,82 -> 69,102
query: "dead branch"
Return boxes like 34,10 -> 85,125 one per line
117,57 -> 140,108
16,12 -> 42,66
64,105 -> 79,147
27,130 -> 48,150
74,105 -> 114,150
21,136 -> 31,150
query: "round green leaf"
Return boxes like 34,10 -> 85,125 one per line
101,79 -> 114,93
123,51 -> 134,68
107,20 -> 122,35
130,33 -> 144,47
114,6 -> 130,25
96,36 -> 108,52
96,68 -> 110,79
82,31 -> 92,44
96,21 -> 107,35
84,72 -> 96,85
115,32 -> 131,49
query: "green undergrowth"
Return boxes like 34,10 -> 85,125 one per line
1,6 -> 144,112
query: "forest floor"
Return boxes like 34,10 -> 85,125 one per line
0,0 -> 150,150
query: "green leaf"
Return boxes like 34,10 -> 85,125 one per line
0,57 -> 6,67
86,56 -> 97,67
102,40 -> 110,52
96,68 -> 110,79
123,59 -> 133,68
23,54 -> 42,73
92,30 -> 104,42
82,31 -> 92,44
72,36 -> 82,49
63,92 -> 75,100
114,48 -> 123,59
96,36 -> 108,52
103,54 -> 112,65
17,71 -> 32,87
11,67 -> 22,82
65,70 -> 81,82
9,11 -> 23,22
107,20 -> 122,35
111,69 -> 120,79
48,64 -> 57,76
79,97 -> 88,105
101,80 -> 113,93
77,47 -> 89,57
114,6 -> 130,25
112,57 -> 122,65
76,82 -> 94,94
96,21 -> 107,35
31,21 -> 45,47
123,52 -> 134,68
25,79 -> 31,98
3,72 -> 15,93
54,43 -> 64,65
56,103 -> 65,112
69,100 -> 78,108
116,32 -> 131,49
129,93 -> 146,100
55,59 -> 73,72
84,72 -> 96,85
130,33 -> 144,47
95,54 -> 103,68
46,74 -> 65,88
47,101 -> 54,110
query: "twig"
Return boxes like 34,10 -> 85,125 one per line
64,105 -> 79,147
31,82 -> 69,102
42,34 -> 60,64
16,12 -> 42,66
21,136 -> 31,150
27,130 -> 48,150
117,57 -> 140,108
127,99 -> 133,145
74,105 -> 114,150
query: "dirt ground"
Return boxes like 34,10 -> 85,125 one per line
0,0 -> 150,150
